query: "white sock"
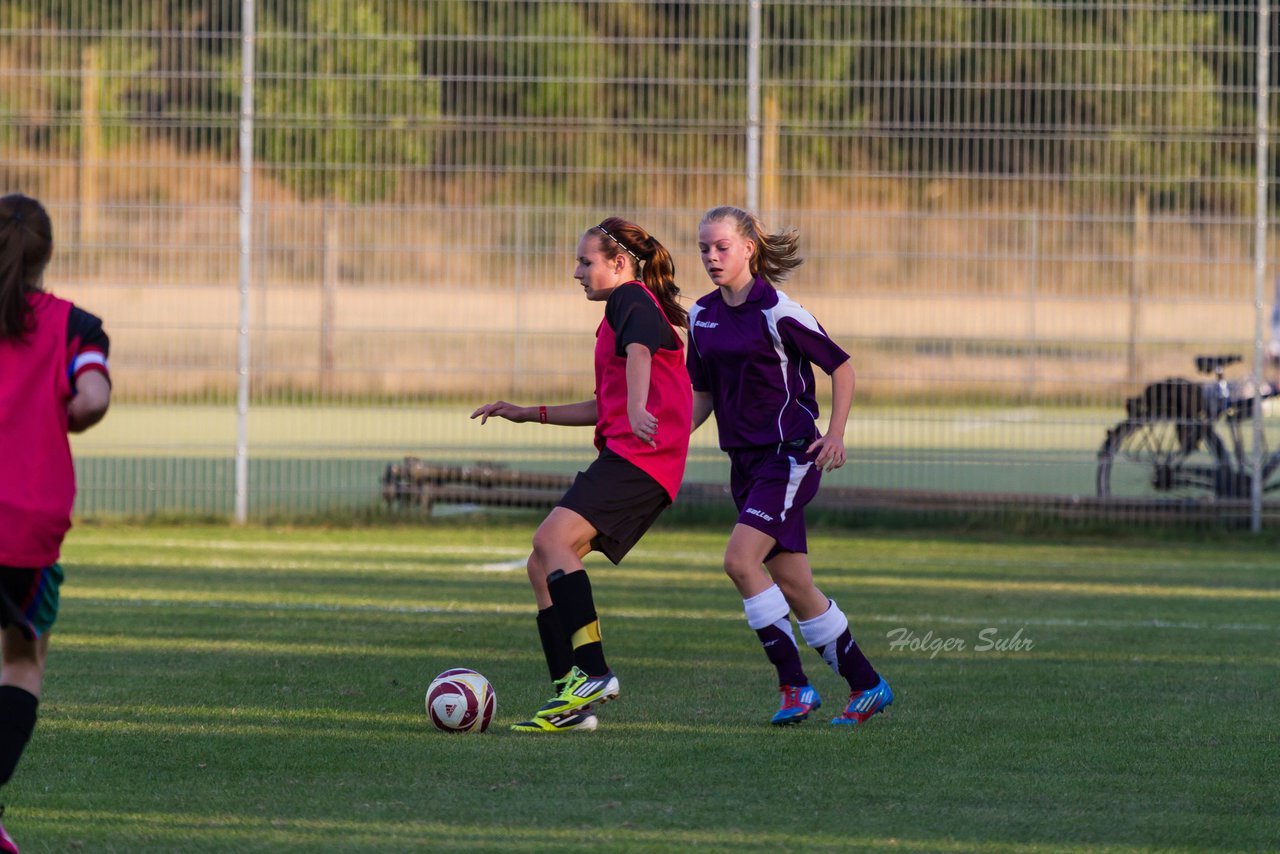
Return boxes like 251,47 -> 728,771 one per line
743,584 -> 797,643
798,599 -> 850,675
743,584 -> 790,630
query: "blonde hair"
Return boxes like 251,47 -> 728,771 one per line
700,205 -> 802,283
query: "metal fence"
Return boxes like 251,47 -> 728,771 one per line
1,1 -> 1276,525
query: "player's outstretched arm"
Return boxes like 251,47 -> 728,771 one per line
68,371 -> 111,433
471,399 -> 597,426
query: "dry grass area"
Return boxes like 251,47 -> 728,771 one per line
7,142 -> 1266,403
62,280 -> 1261,403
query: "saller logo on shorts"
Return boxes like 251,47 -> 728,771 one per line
745,507 -> 774,522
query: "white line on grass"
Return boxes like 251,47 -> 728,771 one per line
67,536 -> 529,558
65,595 -> 1277,632
472,560 -> 526,572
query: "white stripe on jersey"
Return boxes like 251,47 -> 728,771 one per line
73,350 -> 108,374
771,289 -> 824,335
687,304 -> 705,360
779,454 -> 813,522
763,311 -> 792,444
765,289 -> 824,426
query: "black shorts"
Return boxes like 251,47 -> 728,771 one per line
557,447 -> 671,565
0,563 -> 64,639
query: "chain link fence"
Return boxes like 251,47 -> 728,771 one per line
1,1 -> 1275,523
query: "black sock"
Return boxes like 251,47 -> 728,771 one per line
0,686 -> 38,787
536,606 -> 574,682
547,569 -> 608,676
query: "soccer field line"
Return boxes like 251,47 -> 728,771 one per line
14,806 -> 1092,853
67,535 -> 725,567
66,534 -> 1280,578
67,535 -> 533,557
63,553 -> 1280,602
64,593 -> 1277,633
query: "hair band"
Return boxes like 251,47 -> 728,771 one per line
594,224 -> 643,268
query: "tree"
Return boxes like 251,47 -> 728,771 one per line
252,0 -> 438,203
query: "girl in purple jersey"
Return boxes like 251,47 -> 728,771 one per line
688,205 -> 892,727
472,217 -> 691,733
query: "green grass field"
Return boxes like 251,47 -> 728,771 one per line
7,519 -> 1277,852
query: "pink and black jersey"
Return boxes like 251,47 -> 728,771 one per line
687,276 -> 848,451
0,291 -> 110,566
593,282 -> 692,501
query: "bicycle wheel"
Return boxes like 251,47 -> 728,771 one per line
1221,392 -> 1280,497
1096,419 -> 1230,499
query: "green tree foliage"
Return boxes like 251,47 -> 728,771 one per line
251,0 -> 438,202
1,0 -> 1273,213
1066,6 -> 1226,212
852,2 -> 1236,211
0,1 -> 236,152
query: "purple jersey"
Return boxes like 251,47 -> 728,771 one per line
687,276 -> 849,450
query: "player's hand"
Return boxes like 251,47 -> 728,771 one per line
470,401 -> 531,425
806,434 -> 846,472
629,405 -> 658,448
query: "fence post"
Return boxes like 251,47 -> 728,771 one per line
320,201 -> 337,396
1128,190 -> 1150,386
1026,211 -> 1039,401
79,44 -> 101,268
1251,0 -> 1270,533
745,0 -> 761,212
235,0 -> 256,525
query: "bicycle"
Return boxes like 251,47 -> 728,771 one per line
1096,354 -> 1280,500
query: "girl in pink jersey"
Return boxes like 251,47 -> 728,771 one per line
0,194 -> 111,850
688,205 -> 892,728
472,217 -> 691,733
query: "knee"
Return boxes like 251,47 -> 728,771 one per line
774,573 -> 808,603
530,523 -> 559,563
722,552 -> 757,585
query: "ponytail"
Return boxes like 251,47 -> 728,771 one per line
699,205 -> 802,284
0,194 -> 54,342
589,216 -> 687,330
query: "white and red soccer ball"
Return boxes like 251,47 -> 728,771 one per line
426,668 -> 496,733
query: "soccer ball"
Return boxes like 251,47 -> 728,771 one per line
426,668 -> 496,733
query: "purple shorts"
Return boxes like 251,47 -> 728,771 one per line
728,441 -> 822,560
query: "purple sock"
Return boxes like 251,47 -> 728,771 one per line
799,600 -> 880,693
831,628 -> 880,693
756,623 -> 809,687
744,585 -> 809,687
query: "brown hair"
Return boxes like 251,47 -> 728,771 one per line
589,216 -> 687,330
0,194 -> 54,341
700,205 -> 802,284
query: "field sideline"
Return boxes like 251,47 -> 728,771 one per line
7,521 -> 1276,852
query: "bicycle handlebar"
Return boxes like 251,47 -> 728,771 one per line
1194,354 -> 1243,375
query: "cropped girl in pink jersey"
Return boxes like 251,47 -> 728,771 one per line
688,205 -> 891,728
0,194 -> 111,850
472,217 -> 691,733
